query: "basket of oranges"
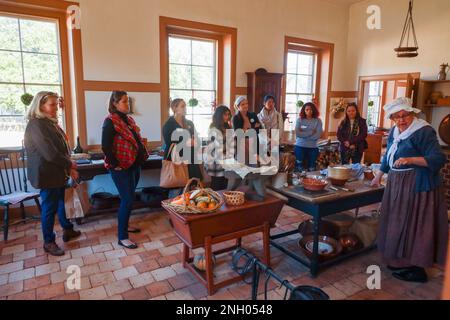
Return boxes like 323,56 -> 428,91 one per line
162,178 -> 224,214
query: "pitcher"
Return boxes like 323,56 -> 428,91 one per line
438,63 -> 449,81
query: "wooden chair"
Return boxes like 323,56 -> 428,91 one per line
0,147 -> 41,241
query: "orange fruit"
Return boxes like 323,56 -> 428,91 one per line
197,202 -> 208,209
208,202 -> 216,209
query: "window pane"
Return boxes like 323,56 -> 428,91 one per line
169,37 -> 191,64
0,84 -> 25,115
298,94 -> 313,104
192,40 -> 214,66
298,53 -> 314,75
191,114 -> 212,138
286,74 -> 296,93
369,81 -> 381,96
23,53 -> 61,84
169,64 -> 191,89
20,19 -> 58,54
25,85 -> 61,97
297,75 -> 313,94
287,52 -> 297,74
285,113 -> 298,131
0,16 -> 20,51
193,90 -> 215,111
0,51 -> 23,82
192,66 -> 214,90
285,94 -> 298,114
170,89 -> 192,102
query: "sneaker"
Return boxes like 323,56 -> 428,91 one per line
63,228 -> 81,243
43,242 -> 65,256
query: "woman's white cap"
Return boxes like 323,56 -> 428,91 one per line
383,97 -> 421,119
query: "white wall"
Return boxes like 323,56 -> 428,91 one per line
77,0 -> 351,87
346,0 -> 450,140
85,91 -> 161,145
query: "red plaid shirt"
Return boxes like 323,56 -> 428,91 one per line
104,113 -> 148,170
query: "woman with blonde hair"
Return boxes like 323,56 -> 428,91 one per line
24,91 -> 81,256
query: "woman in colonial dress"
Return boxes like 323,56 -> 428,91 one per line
371,97 -> 448,283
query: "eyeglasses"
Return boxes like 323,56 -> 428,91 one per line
391,113 -> 413,121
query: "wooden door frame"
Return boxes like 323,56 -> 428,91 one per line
358,72 -> 421,127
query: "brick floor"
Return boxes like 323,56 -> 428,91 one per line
0,206 -> 447,300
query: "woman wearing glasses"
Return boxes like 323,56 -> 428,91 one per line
24,92 -> 81,256
371,97 -> 447,283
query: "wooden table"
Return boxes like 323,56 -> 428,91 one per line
162,193 -> 286,295
269,179 -> 384,277
76,155 -> 162,181
73,156 -> 163,223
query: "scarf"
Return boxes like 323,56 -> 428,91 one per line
387,118 -> 430,168
258,108 -> 280,130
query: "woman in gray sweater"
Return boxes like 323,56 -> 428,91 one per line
295,102 -> 323,171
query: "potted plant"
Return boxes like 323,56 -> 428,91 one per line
21,93 -> 34,107
188,98 -> 199,107
368,100 -> 374,107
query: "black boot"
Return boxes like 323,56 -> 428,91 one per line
43,242 -> 65,256
392,266 -> 428,283
63,228 -> 81,243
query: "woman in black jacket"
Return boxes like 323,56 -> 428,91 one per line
24,91 -> 81,256
162,99 -> 202,196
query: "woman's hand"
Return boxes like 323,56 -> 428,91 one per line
344,141 -> 350,148
114,167 -> 123,171
70,168 -> 79,181
255,122 -> 261,128
393,157 -> 411,168
349,145 -> 356,150
370,171 -> 384,187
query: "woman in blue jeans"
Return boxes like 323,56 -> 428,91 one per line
24,92 -> 81,256
102,91 -> 148,249
295,102 -> 323,171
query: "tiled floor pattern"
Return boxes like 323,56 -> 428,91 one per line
0,205 -> 445,300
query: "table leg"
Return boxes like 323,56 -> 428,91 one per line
262,222 -> 271,267
182,244 -> 190,268
205,236 -> 214,295
236,238 -> 242,247
311,216 -> 321,277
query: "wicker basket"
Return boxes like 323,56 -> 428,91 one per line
162,178 -> 224,215
223,191 -> 245,206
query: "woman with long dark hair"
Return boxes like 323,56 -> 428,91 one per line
337,103 -> 368,164
295,102 -> 323,171
102,91 -> 149,249
205,105 -> 232,190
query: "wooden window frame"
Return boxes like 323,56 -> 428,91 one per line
160,16 -> 237,131
0,0 -> 81,147
358,73 -> 421,128
283,36 -> 334,135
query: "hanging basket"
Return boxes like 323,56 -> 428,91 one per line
395,0 -> 419,58
161,178 -> 224,215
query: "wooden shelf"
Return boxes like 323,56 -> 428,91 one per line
423,104 -> 450,108
421,79 -> 450,83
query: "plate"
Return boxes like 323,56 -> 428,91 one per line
438,114 -> 450,145
305,240 -> 334,255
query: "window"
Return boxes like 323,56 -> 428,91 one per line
168,35 -> 217,138
367,81 -> 383,128
284,50 -> 316,131
0,14 -> 63,147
